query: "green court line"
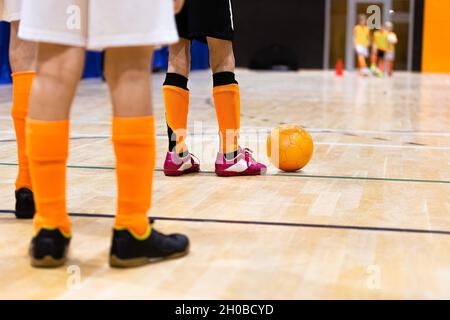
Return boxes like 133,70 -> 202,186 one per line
67,164 -> 114,170
1,162 -> 449,185
270,173 -> 450,184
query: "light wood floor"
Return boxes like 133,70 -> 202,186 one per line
0,70 -> 449,299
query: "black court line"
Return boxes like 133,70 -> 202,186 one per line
1,209 -> 449,236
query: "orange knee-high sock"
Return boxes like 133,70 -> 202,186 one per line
163,73 -> 189,155
212,72 -> 240,156
113,116 -> 155,237
358,55 -> 367,69
370,51 -> 377,67
26,119 -> 71,235
388,61 -> 394,76
11,71 -> 35,190
378,60 -> 385,74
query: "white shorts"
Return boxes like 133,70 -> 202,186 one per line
0,0 -> 21,22
385,51 -> 395,61
18,0 -> 179,51
355,45 -> 368,58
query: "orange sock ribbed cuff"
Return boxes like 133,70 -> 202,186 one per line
113,116 -> 155,237
11,71 -> 35,118
163,85 -> 189,154
26,118 -> 71,235
11,71 -> 35,190
213,83 -> 241,154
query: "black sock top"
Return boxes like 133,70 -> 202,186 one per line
213,72 -> 239,87
164,73 -> 189,90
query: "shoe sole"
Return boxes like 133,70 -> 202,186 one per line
31,255 -> 67,268
164,167 -> 200,176
215,167 -> 267,177
109,247 -> 190,268
15,210 -> 35,220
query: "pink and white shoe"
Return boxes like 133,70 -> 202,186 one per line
215,147 -> 267,177
163,152 -> 200,176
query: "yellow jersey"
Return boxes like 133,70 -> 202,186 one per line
354,25 -> 370,47
387,32 -> 398,52
373,30 -> 389,51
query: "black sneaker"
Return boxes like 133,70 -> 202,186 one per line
29,228 -> 71,268
109,227 -> 189,268
15,188 -> 35,219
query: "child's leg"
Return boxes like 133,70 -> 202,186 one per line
9,21 -> 37,215
105,46 -> 189,267
164,39 -> 191,156
27,43 -> 85,235
104,46 -> 155,237
357,54 -> 367,70
208,37 -> 266,176
9,21 -> 36,72
388,60 -> 394,76
208,37 -> 240,159
370,48 -> 377,67
378,58 -> 385,75
370,48 -> 378,74
167,39 -> 191,78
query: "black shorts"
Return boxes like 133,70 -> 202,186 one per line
176,0 -> 235,43
377,50 -> 386,59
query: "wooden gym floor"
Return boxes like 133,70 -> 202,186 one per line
0,70 -> 449,299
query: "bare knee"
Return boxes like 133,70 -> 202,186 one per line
104,47 -> 154,117
104,47 -> 153,85
207,38 -> 235,73
27,44 -> 85,120
36,44 -> 85,84
9,21 -> 37,72
167,39 -> 191,77
105,62 -> 149,87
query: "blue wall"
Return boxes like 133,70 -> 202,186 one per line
0,22 -> 11,83
1,21 -> 209,84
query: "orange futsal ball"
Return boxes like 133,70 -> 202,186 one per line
267,124 -> 314,172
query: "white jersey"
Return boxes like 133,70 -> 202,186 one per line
19,0 -> 179,51
0,0 -> 21,22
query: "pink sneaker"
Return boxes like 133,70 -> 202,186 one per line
163,152 -> 200,176
215,147 -> 267,177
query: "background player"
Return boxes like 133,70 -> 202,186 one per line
162,0 -> 266,177
353,14 -> 370,76
19,0 -> 189,268
373,24 -> 389,77
385,21 -> 398,77
1,0 -> 36,219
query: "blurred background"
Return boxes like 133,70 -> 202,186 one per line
1,0 -> 448,84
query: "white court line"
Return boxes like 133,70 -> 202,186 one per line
1,125 -> 450,137
180,125 -> 450,137
305,128 -> 450,137
0,130 -> 112,136
189,137 -> 450,151
2,112 -> 450,137
0,116 -> 112,125
313,141 -> 450,151
2,133 -> 448,151
2,115 -> 450,137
